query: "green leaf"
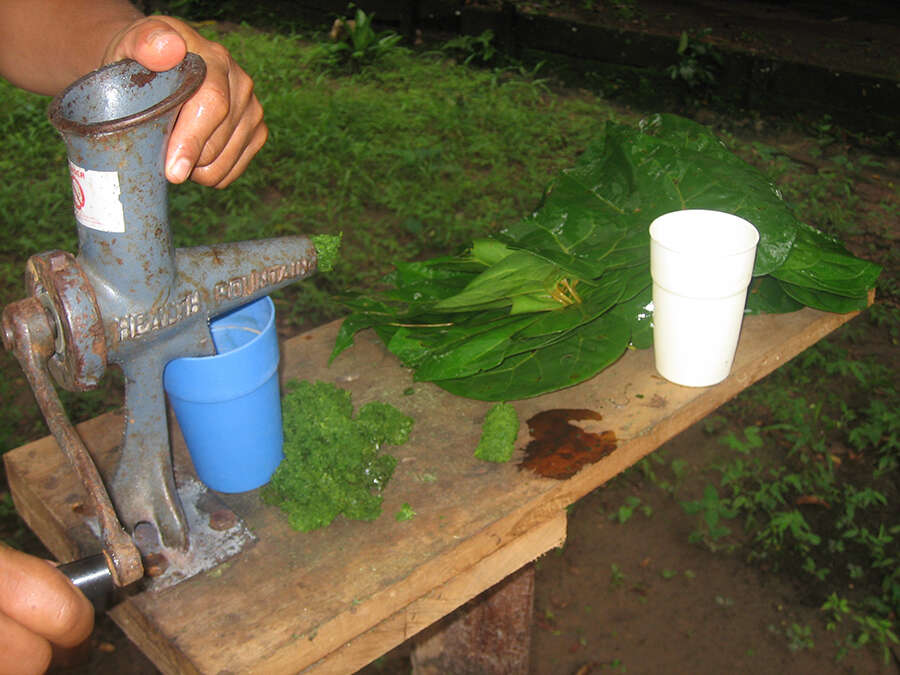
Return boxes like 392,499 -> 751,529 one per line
434,249 -> 572,313
778,281 -> 871,313
621,116 -> 798,274
745,276 -> 804,315
770,224 -> 881,298
470,238 -> 514,266
433,312 -> 631,400
405,314 -> 538,381
608,283 -> 654,349
331,297 -> 403,362
517,273 -> 628,339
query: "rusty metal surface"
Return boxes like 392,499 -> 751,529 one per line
175,237 -> 318,317
1,298 -> 143,587
109,319 -> 215,553
25,250 -> 106,392
128,475 -> 256,593
47,54 -> 205,136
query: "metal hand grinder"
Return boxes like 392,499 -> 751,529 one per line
2,55 -> 319,591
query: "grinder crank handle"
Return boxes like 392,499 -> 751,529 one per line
58,554 -> 115,612
2,297 -> 144,588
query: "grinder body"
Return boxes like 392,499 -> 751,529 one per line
3,55 -> 318,586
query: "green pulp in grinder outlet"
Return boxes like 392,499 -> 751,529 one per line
263,380 -> 412,532
311,233 -> 342,273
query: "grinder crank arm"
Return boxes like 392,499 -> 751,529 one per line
2,297 -> 144,589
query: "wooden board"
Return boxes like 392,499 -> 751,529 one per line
4,304 -> 863,674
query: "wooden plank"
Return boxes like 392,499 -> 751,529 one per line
301,513 -> 564,675
4,304 -> 862,674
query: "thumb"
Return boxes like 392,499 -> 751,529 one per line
104,18 -> 188,72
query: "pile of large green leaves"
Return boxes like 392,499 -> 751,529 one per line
331,114 -> 880,401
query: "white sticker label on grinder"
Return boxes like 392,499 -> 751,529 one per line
68,161 -> 125,233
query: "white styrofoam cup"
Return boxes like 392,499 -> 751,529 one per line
649,209 -> 760,387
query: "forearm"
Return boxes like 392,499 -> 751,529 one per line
0,0 -> 143,95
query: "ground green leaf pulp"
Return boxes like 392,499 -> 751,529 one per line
474,403 -> 520,463
311,233 -> 342,273
263,380 -> 412,532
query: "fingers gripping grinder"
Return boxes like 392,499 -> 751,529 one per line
2,55 -> 318,591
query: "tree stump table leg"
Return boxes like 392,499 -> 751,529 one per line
410,562 -> 535,675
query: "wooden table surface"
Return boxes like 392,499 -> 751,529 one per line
5,304 -> 862,674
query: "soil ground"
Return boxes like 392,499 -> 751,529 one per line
4,2 -> 898,674
527,422 -> 897,675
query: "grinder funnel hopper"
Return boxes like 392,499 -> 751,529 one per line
48,53 -> 207,316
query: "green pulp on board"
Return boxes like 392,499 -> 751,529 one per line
330,114 -> 881,401
311,233 -> 342,273
263,380 -> 412,532
474,403 -> 520,463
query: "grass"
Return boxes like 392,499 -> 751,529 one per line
1,14 -> 897,667
711,338 -> 900,662
175,26 -> 608,323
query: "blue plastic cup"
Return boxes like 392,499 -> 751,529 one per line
163,296 -> 283,493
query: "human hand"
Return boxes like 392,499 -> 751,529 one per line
0,545 -> 93,675
102,16 -> 268,188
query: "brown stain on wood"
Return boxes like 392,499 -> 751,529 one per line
519,409 -> 617,479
